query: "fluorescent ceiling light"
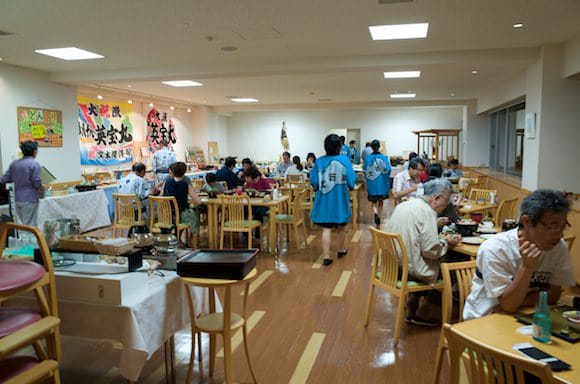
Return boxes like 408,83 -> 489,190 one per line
513,23 -> 524,29
34,47 -> 104,61
390,93 -> 416,99
369,23 -> 429,40
162,80 -> 203,87
231,98 -> 258,103
384,71 -> 421,79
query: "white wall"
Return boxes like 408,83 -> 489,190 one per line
207,110 -> 229,157
563,33 -> 580,78
226,107 -> 463,162
462,102 -> 490,167
0,64 -> 80,181
476,72 -> 527,114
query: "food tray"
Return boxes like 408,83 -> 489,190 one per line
58,235 -> 104,253
94,239 -> 138,256
177,248 -> 258,280
516,305 -> 580,343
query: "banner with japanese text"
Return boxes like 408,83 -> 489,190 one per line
146,108 -> 176,151
77,96 -> 134,166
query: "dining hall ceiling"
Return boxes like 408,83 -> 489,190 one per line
1,0 -> 580,107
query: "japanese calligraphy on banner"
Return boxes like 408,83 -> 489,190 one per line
146,109 -> 176,150
17,107 -> 63,147
77,96 -> 134,166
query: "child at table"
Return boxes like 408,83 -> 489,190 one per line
202,172 -> 224,196
161,162 -> 201,246
243,166 -> 272,236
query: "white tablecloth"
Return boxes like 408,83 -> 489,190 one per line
38,189 -> 111,232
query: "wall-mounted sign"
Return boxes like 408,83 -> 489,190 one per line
77,96 -> 134,165
146,109 -> 177,151
17,106 -> 63,147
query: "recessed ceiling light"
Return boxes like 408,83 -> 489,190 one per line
390,93 -> 416,99
34,47 -> 104,61
450,93 -> 455,97
513,23 -> 524,29
128,99 -> 133,104
127,85 -> 132,88
369,23 -> 429,41
149,102 -> 154,107
471,70 -> 478,74
203,100 -> 207,104
170,106 -> 175,110
187,108 -> 192,113
231,98 -> 258,103
162,80 -> 203,87
384,70 -> 421,79
97,94 -> 103,100
0,57 -> 3,61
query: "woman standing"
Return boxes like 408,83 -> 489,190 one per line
363,140 -> 391,226
310,134 -> 356,266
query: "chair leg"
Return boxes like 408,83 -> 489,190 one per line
393,293 -> 407,347
363,284 -> 375,327
197,332 -> 202,363
301,222 -> 308,248
248,230 -> 253,249
186,330 -> 195,384
209,334 -> 216,377
242,324 -> 258,383
293,225 -> 299,249
220,229 -> 225,249
431,334 -> 447,384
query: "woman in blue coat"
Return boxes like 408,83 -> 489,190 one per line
310,134 -> 356,266
363,139 -> 391,226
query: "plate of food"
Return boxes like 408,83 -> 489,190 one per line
461,236 -> 485,245
480,234 -> 496,240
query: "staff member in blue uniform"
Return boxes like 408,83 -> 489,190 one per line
310,134 -> 356,266
363,139 -> 391,226
339,135 -> 351,159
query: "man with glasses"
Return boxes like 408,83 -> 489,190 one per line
393,157 -> 425,203
464,189 -> 575,319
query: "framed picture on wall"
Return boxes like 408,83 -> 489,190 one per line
525,112 -> 536,139
17,106 -> 63,147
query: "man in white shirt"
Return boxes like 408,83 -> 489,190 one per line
117,162 -> 151,218
463,189 -> 575,320
275,151 -> 292,175
393,157 -> 425,203
152,140 -> 176,182
386,178 -> 459,325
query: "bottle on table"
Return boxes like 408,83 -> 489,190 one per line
532,290 -> 552,343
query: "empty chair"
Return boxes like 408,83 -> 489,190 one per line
273,188 -> 308,249
219,195 -> 262,249
149,196 -> 194,247
286,174 -> 305,183
444,323 -> 557,384
364,227 -> 443,347
431,260 -> 476,384
468,188 -> 497,203
493,196 -> 518,227
112,193 -> 141,237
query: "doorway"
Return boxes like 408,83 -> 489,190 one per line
347,128 -> 361,164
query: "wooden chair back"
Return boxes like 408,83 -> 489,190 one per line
368,227 -> 408,293
113,193 -> 141,236
291,189 -> 306,221
440,261 -> 476,324
287,174 -> 305,183
468,188 -> 497,203
220,195 -> 253,230
191,179 -> 205,192
494,197 -> 518,226
444,324 -> 557,384
564,234 -> 575,251
473,175 -> 488,188
149,196 -> 180,232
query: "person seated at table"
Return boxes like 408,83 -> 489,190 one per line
216,156 -> 244,190
427,164 -> 460,226
244,166 -> 273,192
274,151 -> 292,175
305,153 -> 317,172
363,139 -> 391,226
117,162 -> 151,218
463,189 -> 575,320
445,159 -> 463,178
202,172 -> 224,195
238,157 -> 253,179
386,178 -> 460,326
160,162 -> 202,247
402,152 -> 418,171
285,156 -> 306,179
311,134 -> 356,266
393,157 -> 425,203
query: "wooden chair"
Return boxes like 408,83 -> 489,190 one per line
364,227 -> 443,347
432,260 -> 476,384
149,196 -> 193,247
286,174 -> 305,183
444,323 -> 557,384
273,189 -> 308,249
473,175 -> 488,188
468,188 -> 497,203
564,234 -> 575,251
0,223 -> 62,383
459,177 -> 478,197
219,195 -> 261,249
493,197 -> 518,227
191,179 -> 205,192
112,193 -> 141,237
181,269 -> 258,384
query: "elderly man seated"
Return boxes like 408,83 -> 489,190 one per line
386,178 -> 460,326
392,157 -> 425,203
463,189 -> 575,319
117,162 -> 150,218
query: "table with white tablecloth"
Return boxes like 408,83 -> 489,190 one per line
38,189 -> 111,232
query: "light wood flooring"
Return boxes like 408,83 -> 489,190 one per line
59,196 -> 446,383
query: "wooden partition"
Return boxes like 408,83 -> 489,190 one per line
468,168 -> 580,284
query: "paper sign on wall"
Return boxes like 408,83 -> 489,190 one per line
17,106 -> 63,147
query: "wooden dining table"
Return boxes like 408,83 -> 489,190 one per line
458,200 -> 497,215
198,195 -> 290,252
451,313 -> 580,384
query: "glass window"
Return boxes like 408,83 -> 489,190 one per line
489,102 -> 525,176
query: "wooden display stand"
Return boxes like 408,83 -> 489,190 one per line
413,129 -> 461,162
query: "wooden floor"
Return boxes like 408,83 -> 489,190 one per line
59,195 -> 446,383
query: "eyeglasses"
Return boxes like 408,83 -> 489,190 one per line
538,220 -> 571,232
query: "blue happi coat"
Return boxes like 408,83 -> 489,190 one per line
363,152 -> 391,197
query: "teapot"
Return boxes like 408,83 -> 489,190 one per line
128,222 -> 154,248
153,225 -> 178,254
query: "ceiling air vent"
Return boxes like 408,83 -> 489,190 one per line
379,0 -> 414,4
0,30 -> 13,36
